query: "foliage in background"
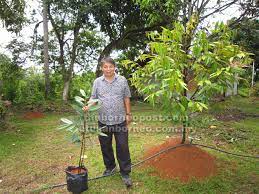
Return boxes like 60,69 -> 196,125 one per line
0,99 -> 7,123
230,17 -> 259,81
250,82 -> 259,97
14,67 -> 45,105
5,37 -> 30,66
0,54 -> 46,108
70,72 -> 95,99
117,48 -> 144,99
124,21 -> 253,143
0,52 -> 96,106
45,0 -> 106,101
0,0 -> 26,33
0,54 -> 23,101
93,0 -> 181,76
46,71 -> 95,101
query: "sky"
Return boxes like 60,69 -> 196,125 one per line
0,0 -> 41,53
0,0 -> 242,69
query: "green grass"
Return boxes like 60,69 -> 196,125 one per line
0,97 -> 258,193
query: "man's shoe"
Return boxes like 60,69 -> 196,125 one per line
121,174 -> 132,188
103,166 -> 117,176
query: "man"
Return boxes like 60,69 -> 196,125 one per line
82,57 -> 133,187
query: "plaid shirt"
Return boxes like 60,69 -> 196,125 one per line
91,74 -> 131,125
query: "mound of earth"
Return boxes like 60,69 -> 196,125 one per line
23,112 -> 44,120
144,138 -> 217,182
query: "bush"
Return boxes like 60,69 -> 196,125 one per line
0,99 -> 11,124
49,72 -> 63,99
14,67 -> 45,105
251,82 -> 259,96
0,54 -> 22,101
0,99 -> 7,122
70,72 -> 95,99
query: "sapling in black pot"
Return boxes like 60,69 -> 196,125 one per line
59,89 -> 106,193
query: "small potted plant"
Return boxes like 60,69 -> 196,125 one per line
58,89 -> 106,193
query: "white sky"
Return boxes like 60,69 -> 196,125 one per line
0,0 -> 241,69
0,0 -> 41,53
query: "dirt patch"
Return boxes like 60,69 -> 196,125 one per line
67,166 -> 87,175
70,168 -> 87,174
214,108 -> 246,122
215,109 -> 259,122
23,112 -> 44,120
144,137 -> 217,182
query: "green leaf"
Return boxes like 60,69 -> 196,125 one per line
99,132 -> 108,137
66,125 -> 77,132
57,124 -> 72,130
196,103 -> 203,112
71,104 -> 84,115
188,101 -> 193,108
61,118 -> 73,125
198,102 -> 208,109
88,99 -> 99,105
80,89 -> 86,97
75,96 -> 85,102
88,102 -> 101,112
75,98 -> 84,106
99,126 -> 106,131
71,133 -> 81,143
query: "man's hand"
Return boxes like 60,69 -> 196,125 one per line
82,106 -> 89,112
82,99 -> 98,112
126,114 -> 132,125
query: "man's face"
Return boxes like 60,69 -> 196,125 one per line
101,62 -> 115,77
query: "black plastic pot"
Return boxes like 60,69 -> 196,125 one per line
65,166 -> 88,194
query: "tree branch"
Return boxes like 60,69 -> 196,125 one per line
31,21 -> 43,55
200,0 -> 238,21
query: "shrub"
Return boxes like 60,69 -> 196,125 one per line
14,67 -> 45,105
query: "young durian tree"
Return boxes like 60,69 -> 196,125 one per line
59,89 -> 106,170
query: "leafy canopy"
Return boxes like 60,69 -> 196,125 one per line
124,22 -> 252,122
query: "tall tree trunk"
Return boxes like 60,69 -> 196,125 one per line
43,0 -> 51,99
181,0 -> 197,144
62,19 -> 80,101
62,78 -> 71,101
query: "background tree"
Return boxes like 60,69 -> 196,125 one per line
230,17 -> 259,81
92,0 -> 181,76
131,0 -> 258,101
0,0 -> 26,33
46,0 -> 104,101
136,0 -> 258,52
42,0 -> 51,98
118,0 -> 245,98
5,37 -> 30,66
0,53 -> 23,101
124,21 -> 252,143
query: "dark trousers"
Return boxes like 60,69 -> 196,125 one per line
98,121 -> 131,175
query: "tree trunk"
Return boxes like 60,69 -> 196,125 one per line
181,120 -> 188,144
62,19 -> 81,101
233,76 -> 238,95
63,78 -> 71,101
43,0 -> 51,99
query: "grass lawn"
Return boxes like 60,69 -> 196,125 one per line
0,96 -> 258,193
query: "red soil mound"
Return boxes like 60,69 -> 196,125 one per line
144,138 -> 217,182
23,112 -> 44,120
